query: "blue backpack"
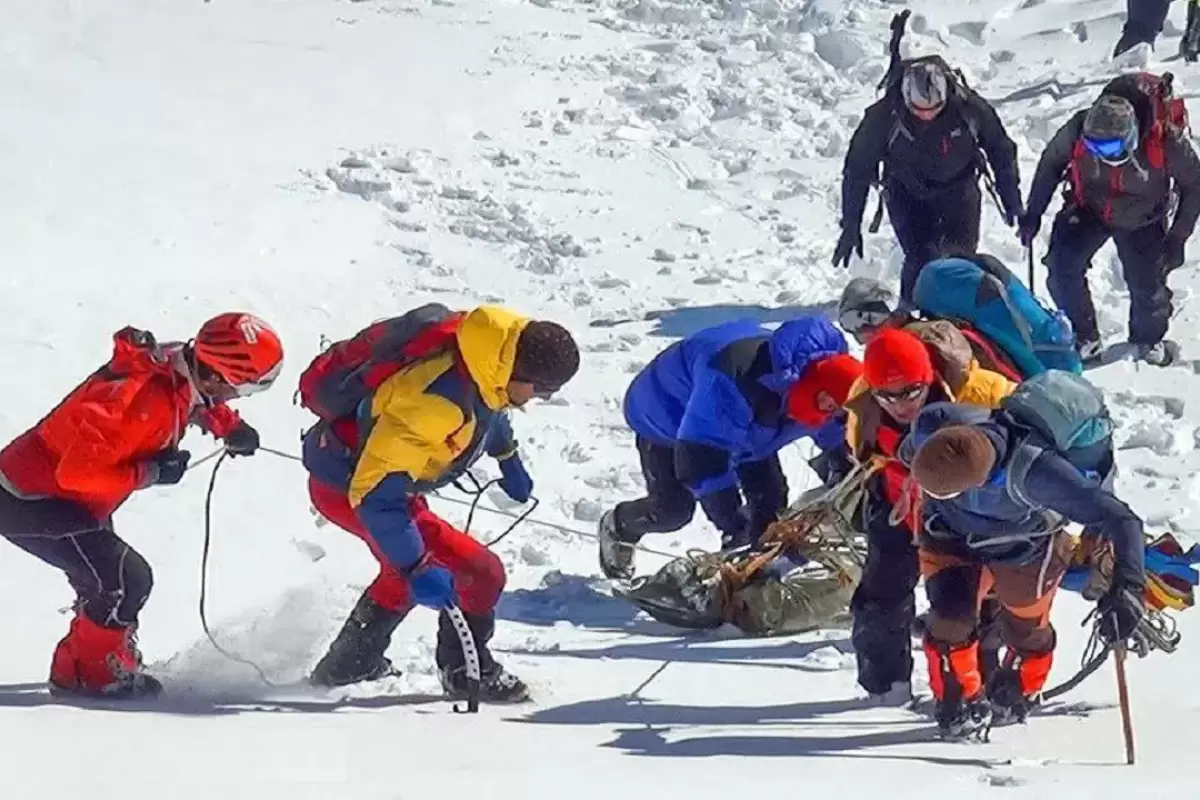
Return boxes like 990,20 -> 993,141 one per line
1000,369 -> 1115,506
913,255 -> 1083,377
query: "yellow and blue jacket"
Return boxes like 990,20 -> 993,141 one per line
302,306 -> 528,570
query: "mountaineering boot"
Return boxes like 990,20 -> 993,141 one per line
923,635 -> 991,741
435,609 -> 530,703
49,612 -> 163,698
938,695 -> 994,741
440,663 -> 531,704
988,650 -> 1053,724
1138,340 -> 1179,367
598,508 -> 636,581
310,591 -> 407,688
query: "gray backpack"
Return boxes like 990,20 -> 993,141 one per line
1001,369 -> 1114,506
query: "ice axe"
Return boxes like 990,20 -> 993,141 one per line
1026,244 -> 1035,294
1114,644 -> 1136,765
446,605 -> 481,713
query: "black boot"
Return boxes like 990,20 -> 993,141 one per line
310,592 -> 407,688
937,695 -> 994,741
435,610 -> 529,703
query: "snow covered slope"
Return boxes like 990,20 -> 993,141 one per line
2,0 -> 1200,797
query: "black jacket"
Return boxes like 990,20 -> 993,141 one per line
1025,109 -> 1200,237
839,91 -> 1021,230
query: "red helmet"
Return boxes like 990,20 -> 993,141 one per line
193,313 -> 283,395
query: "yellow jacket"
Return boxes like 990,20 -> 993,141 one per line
844,364 -> 1014,461
348,305 -> 528,508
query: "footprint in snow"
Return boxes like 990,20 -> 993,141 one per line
293,540 -> 327,563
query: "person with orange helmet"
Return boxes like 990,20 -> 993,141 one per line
0,312 -> 283,699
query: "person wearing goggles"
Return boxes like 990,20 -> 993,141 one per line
834,57 -> 1023,303
0,313 -> 281,699
815,327 -> 1014,707
1019,75 -> 1200,368
837,277 -> 905,346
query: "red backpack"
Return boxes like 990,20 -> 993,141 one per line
297,304 -> 465,424
1068,72 -> 1190,202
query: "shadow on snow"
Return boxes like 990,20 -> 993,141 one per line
590,301 -> 838,339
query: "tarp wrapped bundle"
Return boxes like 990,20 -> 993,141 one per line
614,470 -> 871,636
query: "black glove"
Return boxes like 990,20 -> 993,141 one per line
223,421 -> 260,457
1096,583 -> 1146,647
145,449 -> 191,486
1016,213 -> 1040,247
1001,197 -> 1024,229
1163,234 -> 1186,272
831,227 -> 863,269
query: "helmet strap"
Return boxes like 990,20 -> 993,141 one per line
181,344 -> 216,409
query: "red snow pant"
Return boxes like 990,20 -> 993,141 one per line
308,477 -> 505,614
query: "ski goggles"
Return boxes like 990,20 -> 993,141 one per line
1081,135 -> 1131,162
231,360 -> 283,398
838,304 -> 893,335
197,359 -> 282,402
871,383 -> 928,404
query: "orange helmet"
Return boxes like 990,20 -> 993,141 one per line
193,313 -> 283,395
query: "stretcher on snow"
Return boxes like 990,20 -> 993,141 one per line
613,467 -> 871,636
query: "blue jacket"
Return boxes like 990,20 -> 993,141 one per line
623,315 -> 847,500
900,402 -> 1145,588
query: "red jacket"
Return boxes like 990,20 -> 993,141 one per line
0,328 -> 241,520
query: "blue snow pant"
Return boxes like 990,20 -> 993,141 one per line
1044,206 -> 1172,347
1115,0 -> 1172,55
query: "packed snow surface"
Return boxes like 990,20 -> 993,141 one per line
2,0 -> 1199,797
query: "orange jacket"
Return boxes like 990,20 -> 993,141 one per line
0,328 -> 241,520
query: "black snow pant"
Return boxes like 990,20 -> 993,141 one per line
850,495 -> 919,694
0,488 -> 152,628
612,436 -> 787,544
1044,206 -> 1172,347
887,180 -> 982,303
1115,0 -> 1171,55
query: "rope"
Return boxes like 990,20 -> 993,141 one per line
206,442 -> 1171,705
199,451 -> 288,688
197,442 -> 674,688
256,445 -> 679,560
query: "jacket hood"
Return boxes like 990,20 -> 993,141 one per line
456,306 -> 531,410
110,327 -> 177,377
898,401 -> 1007,469
759,316 -> 848,394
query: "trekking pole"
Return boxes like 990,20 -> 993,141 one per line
1026,244 -> 1036,292
1113,644 -> 1136,765
445,605 -> 481,713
